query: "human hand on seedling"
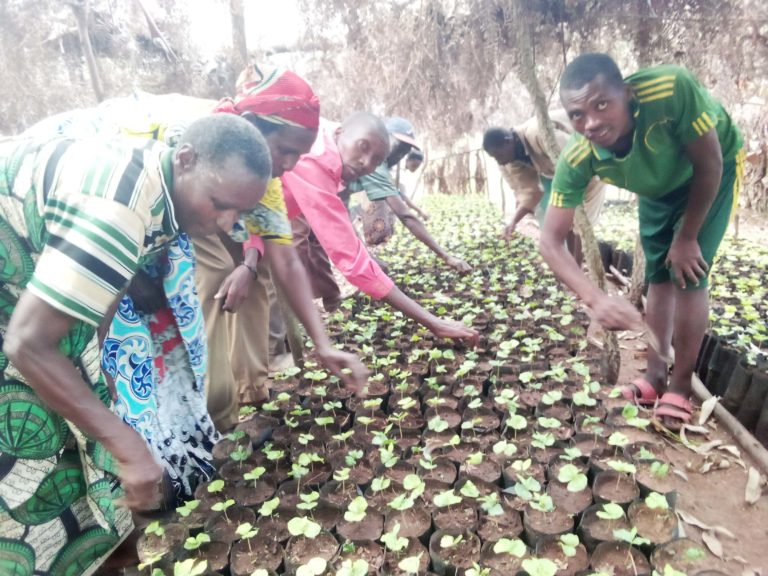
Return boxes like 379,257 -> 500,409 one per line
445,255 -> 472,274
666,236 -> 707,289
316,347 -> 370,396
501,222 -> 517,241
590,294 -> 642,331
429,318 -> 480,347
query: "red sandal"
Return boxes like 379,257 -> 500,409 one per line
654,392 -> 693,430
620,378 -> 661,406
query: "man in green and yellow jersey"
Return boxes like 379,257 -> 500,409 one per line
540,53 -> 743,429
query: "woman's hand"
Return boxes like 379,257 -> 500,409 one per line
315,347 -> 370,396
215,265 -> 255,312
111,427 -> 164,511
428,318 -> 480,347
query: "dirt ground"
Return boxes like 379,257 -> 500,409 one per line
515,214 -> 768,575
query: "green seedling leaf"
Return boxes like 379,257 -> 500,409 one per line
645,492 -> 670,510
259,496 -> 280,517
492,537 -> 527,557
460,480 -> 481,499
144,520 -> 165,538
173,558 -> 208,576
175,499 -> 200,518
343,496 -> 368,522
296,557 -> 327,576
335,558 -> 370,576
235,522 -> 258,540
397,552 -> 423,574
607,460 -> 637,475
559,533 -> 580,557
440,534 -> 464,548
207,479 -> 225,493
183,533 -> 210,551
381,522 -> 408,552
557,464 -> 588,492
243,466 -> 266,482
597,502 -> 625,520
287,516 -> 322,539
521,558 -> 558,576
371,477 -> 391,492
433,489 -> 463,508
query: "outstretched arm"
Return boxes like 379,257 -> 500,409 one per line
540,205 -> 640,330
265,241 -> 369,392
384,195 -> 471,273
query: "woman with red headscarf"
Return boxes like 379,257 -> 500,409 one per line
195,65 -> 370,430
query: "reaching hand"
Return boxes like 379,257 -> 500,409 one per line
501,222 -> 517,242
418,210 -> 430,221
429,318 -> 480,347
445,255 -> 472,274
113,429 -> 163,511
316,347 -> 370,396
214,265 -> 254,313
590,294 -> 642,331
666,237 -> 708,289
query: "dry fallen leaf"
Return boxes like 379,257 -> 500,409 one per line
711,525 -> 736,540
677,510 -> 711,530
672,468 -> 689,482
698,395 -> 720,425
682,424 -> 710,435
699,460 -> 714,474
745,467 -> 762,505
693,439 -> 723,455
702,530 -> 724,558
718,444 -> 741,459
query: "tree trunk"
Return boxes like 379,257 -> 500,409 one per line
628,234 -> 646,307
70,0 -> 104,102
511,0 -> 620,385
231,0 -> 248,73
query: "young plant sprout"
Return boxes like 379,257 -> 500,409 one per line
521,557 -> 558,576
211,498 -> 235,522
183,533 -> 210,553
439,533 -> 464,548
336,559 -> 370,576
287,516 -> 322,539
343,496 -> 368,522
557,463 -> 588,492
297,491 -> 320,514
381,522 -> 408,552
558,533 -> 580,557
397,552 -> 423,575
235,522 -> 258,552
295,557 -> 327,576
144,520 -> 165,539
493,537 -> 527,558
258,496 -> 280,518
172,558 -> 208,576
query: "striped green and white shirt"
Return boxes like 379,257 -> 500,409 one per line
0,136 -> 178,326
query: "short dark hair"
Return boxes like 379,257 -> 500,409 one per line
407,149 -> 423,161
179,114 -> 272,179
343,111 -> 389,144
482,127 -> 512,152
560,53 -> 624,93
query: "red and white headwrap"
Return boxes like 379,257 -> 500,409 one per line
213,64 -> 320,130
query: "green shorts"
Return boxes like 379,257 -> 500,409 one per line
638,150 -> 743,289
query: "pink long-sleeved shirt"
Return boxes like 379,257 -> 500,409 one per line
249,120 -> 394,299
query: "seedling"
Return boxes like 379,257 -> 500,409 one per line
144,520 -> 165,539
370,477 -> 391,493
650,461 -> 670,478
433,489 -> 463,508
258,496 -> 280,517
521,557 -> 558,576
175,499 -> 200,518
492,439 -> 518,458
478,493 -> 504,516
645,491 -> 670,510
287,516 -> 322,539
652,566 -> 688,576
439,533 -> 464,548
297,491 -> 320,513
243,466 -> 266,484
211,498 -> 235,522
397,552 -> 423,575
465,564 -> 491,576
183,533 -> 210,552
173,559 -> 208,576
613,527 -> 651,574
296,557 -> 327,576
235,522 -> 258,552
381,522 -> 408,552
336,559 -> 370,576
513,475 -> 541,502
459,479 -> 481,499
558,533 -> 580,557
344,496 -> 368,522
207,479 -> 225,494
596,502 -> 625,521
557,464 -> 588,492
492,537 -> 527,557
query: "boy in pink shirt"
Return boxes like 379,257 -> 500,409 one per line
278,112 -> 478,344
